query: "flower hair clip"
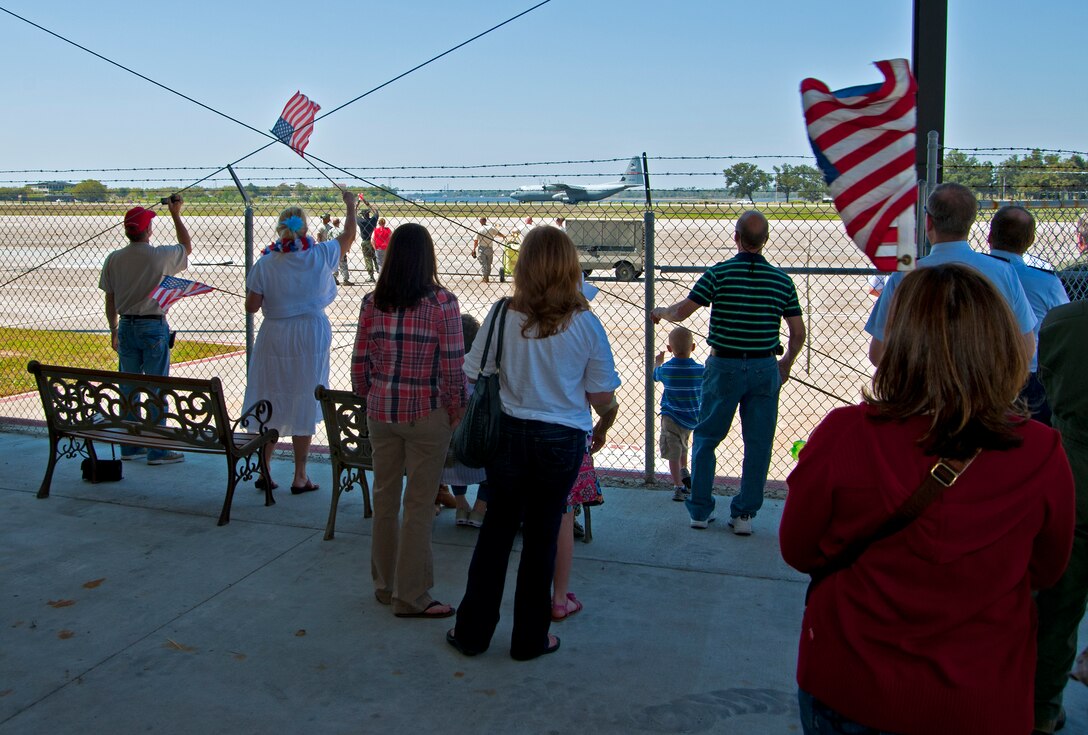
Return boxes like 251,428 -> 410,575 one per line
282,215 -> 304,232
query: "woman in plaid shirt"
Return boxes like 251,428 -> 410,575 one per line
351,223 -> 467,619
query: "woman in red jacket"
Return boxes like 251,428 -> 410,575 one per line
781,264 -> 1075,735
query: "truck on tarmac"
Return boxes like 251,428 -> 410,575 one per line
566,218 -> 645,281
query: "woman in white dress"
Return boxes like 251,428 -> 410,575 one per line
244,189 -> 357,493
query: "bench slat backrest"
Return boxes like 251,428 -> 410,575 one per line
315,385 -> 372,469
28,361 -> 232,450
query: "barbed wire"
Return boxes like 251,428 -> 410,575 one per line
943,146 -> 1088,157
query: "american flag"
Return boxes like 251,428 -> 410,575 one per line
148,276 -> 214,312
271,91 -> 321,155
802,59 -> 917,271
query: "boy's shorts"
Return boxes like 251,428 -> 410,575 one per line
658,415 -> 692,461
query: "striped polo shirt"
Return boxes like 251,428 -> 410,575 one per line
688,251 -> 802,352
653,357 -> 704,429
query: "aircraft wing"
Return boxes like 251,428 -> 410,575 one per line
543,182 -> 586,194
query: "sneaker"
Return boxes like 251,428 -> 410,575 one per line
671,485 -> 689,502
120,449 -> 148,461
681,471 -> 691,490
147,451 -> 185,466
572,520 -> 585,538
690,514 -> 716,529
467,511 -> 485,528
729,515 -> 753,536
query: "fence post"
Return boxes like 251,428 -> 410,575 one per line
642,153 -> 655,484
919,130 -> 940,258
227,165 -> 254,369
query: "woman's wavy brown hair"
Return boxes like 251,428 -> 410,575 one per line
510,226 -> 588,338
372,223 -> 442,311
865,263 -> 1028,459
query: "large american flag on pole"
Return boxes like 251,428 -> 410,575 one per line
271,91 -> 321,155
802,59 -> 918,271
148,276 -> 214,312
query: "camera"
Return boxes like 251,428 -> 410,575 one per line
160,194 -> 180,205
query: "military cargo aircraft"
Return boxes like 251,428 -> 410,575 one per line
508,156 -> 644,203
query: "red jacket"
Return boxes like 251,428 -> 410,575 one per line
780,405 -> 1074,735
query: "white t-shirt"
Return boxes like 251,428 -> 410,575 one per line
464,305 -> 621,431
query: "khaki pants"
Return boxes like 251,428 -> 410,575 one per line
367,410 -> 453,614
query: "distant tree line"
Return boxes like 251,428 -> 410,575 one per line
722,149 -> 1088,203
0,180 -> 400,203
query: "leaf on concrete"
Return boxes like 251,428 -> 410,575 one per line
57,630 -> 75,639
82,578 -> 106,589
164,638 -> 196,652
47,599 -> 76,608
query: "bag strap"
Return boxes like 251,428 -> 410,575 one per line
477,298 -> 510,377
492,298 -> 510,370
807,450 -> 980,599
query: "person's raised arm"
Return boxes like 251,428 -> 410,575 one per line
650,298 -> 700,325
337,189 -> 357,256
168,195 -> 192,255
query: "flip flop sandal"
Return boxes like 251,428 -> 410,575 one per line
511,635 -> 560,661
394,600 -> 455,619
290,482 -> 319,495
255,477 -> 278,491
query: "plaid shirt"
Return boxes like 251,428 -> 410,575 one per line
351,288 -> 467,423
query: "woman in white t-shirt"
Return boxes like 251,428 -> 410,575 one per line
447,226 -> 621,661
243,190 -> 356,494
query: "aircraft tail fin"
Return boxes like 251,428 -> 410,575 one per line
618,156 -> 645,188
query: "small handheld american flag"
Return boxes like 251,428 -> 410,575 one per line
802,59 -> 917,272
148,276 -> 214,312
271,91 -> 321,156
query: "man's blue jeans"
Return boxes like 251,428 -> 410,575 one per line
798,689 -> 898,734
686,355 -> 780,522
117,317 -> 172,460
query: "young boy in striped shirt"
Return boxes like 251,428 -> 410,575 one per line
653,327 -> 704,501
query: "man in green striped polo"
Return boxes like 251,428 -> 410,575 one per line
651,211 -> 806,535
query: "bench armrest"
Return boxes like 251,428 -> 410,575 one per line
233,399 -> 274,436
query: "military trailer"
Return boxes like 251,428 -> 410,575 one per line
566,218 -> 645,281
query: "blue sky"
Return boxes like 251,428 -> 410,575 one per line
3,0 -> 1085,190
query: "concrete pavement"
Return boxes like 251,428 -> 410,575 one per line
1,428 -> 1085,734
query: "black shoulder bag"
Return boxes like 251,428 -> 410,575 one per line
452,298 -> 510,468
805,451 -> 979,604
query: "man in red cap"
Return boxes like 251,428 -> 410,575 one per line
98,195 -> 193,464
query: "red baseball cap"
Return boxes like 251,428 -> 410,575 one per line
123,207 -> 156,235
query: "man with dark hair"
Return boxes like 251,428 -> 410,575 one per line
651,210 -> 806,535
988,205 -> 1068,424
866,182 -> 1036,366
1033,299 -> 1088,734
98,196 -> 192,465
1057,215 -> 1088,301
354,195 -> 380,282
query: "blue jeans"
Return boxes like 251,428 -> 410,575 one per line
454,414 -> 585,658
798,690 -> 899,734
117,317 -> 172,460
686,355 -> 780,522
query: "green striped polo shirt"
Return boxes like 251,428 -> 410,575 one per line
688,251 -> 802,352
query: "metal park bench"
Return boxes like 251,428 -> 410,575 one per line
27,361 -> 279,526
315,385 -> 373,540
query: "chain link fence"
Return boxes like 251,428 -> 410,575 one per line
2,173 -> 1084,489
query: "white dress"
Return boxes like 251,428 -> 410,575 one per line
243,240 -> 340,436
